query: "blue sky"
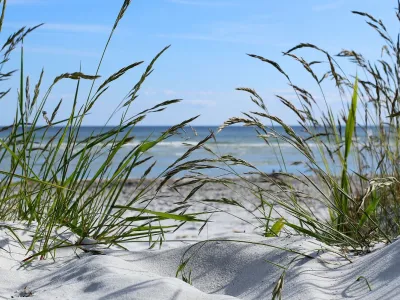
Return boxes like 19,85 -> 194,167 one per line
1,0 -> 398,125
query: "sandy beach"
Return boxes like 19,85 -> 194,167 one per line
0,178 -> 398,299
68,175 -> 327,249
1,0 -> 400,298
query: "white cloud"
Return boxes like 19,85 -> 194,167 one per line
157,18 -> 277,44
184,99 -> 216,107
163,89 -> 177,96
196,90 -> 214,96
143,89 -> 157,96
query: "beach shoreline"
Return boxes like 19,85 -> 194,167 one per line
0,175 -> 398,299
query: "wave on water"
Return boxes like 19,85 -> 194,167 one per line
25,139 -> 384,150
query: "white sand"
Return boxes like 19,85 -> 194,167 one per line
0,221 -> 398,300
0,180 -> 398,299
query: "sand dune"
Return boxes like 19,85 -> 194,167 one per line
0,224 -> 398,300
0,179 -> 398,299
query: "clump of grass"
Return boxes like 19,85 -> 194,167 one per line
0,0 -> 208,260
178,4 -> 400,251
169,7 -> 400,298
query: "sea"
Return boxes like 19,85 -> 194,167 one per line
0,125 -> 378,179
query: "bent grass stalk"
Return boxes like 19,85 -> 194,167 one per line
0,0 -> 396,298
0,0 -> 208,260
178,4 -> 400,252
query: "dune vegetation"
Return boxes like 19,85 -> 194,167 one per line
1,0 -> 400,299
0,0 -> 210,260
192,6 -> 400,250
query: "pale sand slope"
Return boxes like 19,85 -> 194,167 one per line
117,177 -> 330,246
0,225 -> 399,300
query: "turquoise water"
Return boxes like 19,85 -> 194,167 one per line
0,125 -> 378,178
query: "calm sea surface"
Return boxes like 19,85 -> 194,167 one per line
0,126 -> 378,178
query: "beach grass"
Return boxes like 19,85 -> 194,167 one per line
179,4 -> 400,252
168,7 -> 400,294
0,0 -> 210,260
0,0 -> 399,299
